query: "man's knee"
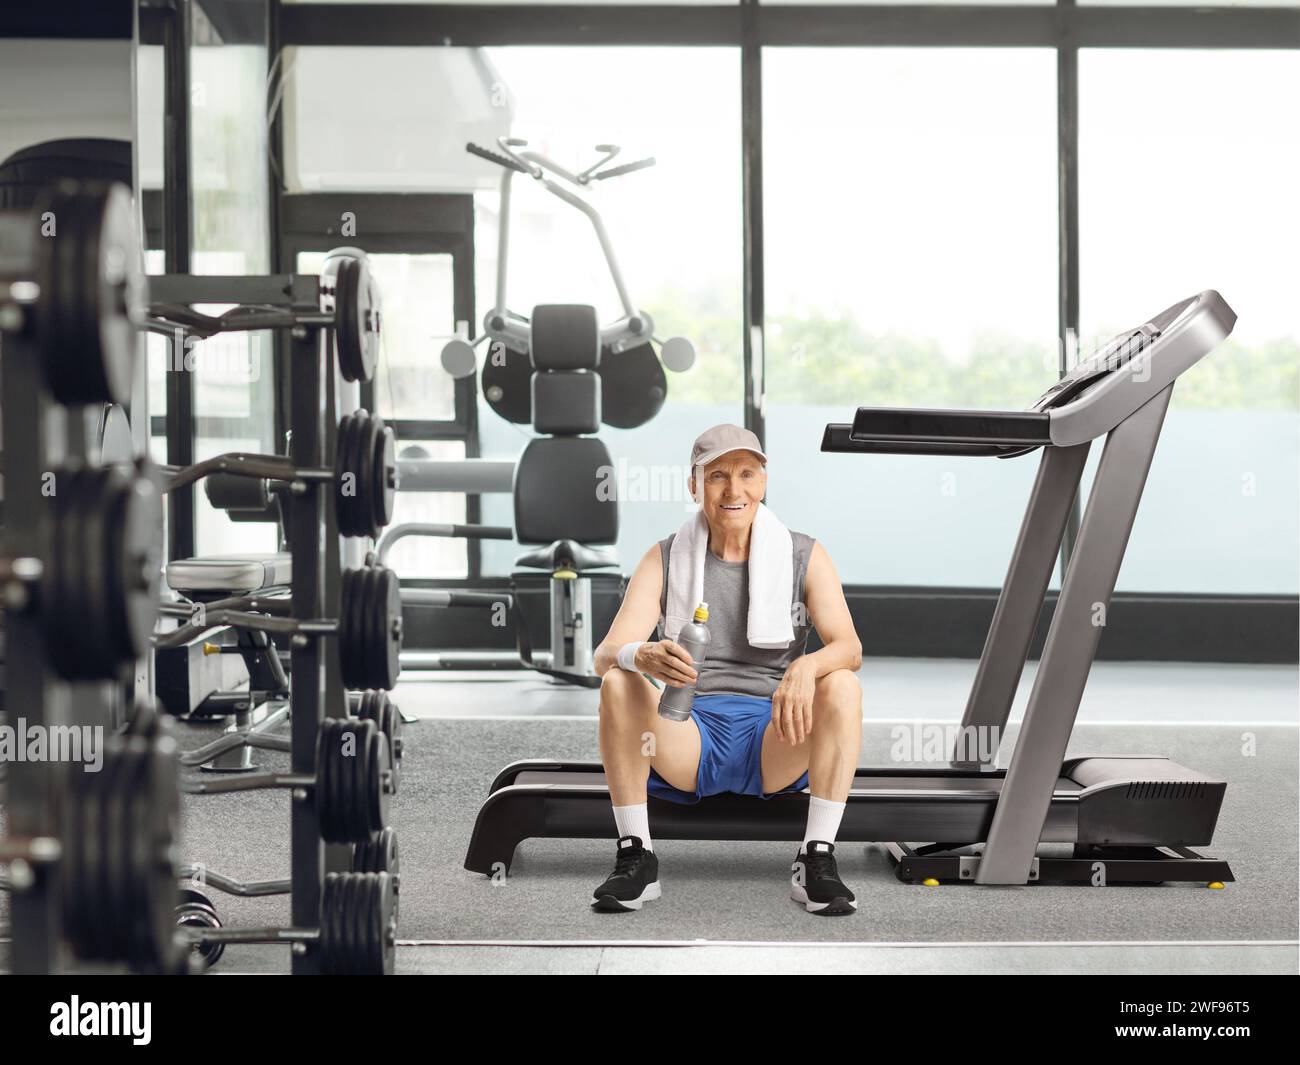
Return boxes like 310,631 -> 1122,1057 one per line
600,668 -> 650,719
815,669 -> 863,717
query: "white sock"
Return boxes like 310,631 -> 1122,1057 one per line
802,796 -> 846,850
613,803 -> 653,851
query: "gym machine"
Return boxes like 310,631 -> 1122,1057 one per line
391,141 -> 696,686
464,291 -> 1237,888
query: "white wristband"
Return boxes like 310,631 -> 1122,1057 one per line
616,642 -> 642,672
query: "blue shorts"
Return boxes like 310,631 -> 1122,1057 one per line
647,693 -> 811,805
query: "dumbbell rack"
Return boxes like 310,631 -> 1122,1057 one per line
1,191 -> 151,973
150,273 -> 359,974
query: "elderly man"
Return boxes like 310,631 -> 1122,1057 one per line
591,424 -> 864,916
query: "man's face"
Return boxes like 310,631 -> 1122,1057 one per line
692,451 -> 767,531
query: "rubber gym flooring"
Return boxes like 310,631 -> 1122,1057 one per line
1,658 -> 1296,974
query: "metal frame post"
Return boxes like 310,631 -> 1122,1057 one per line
977,385 -> 1175,884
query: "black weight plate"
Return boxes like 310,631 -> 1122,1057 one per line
316,720 -> 341,843
373,421 -> 396,533
109,473 -> 164,663
61,745 -> 95,955
334,872 -> 358,972
334,258 -> 378,384
480,343 -> 532,424
142,730 -> 182,972
359,874 -> 383,976
36,181 -> 142,405
83,469 -> 120,677
375,872 -> 396,975
346,411 -> 371,537
121,742 -> 150,963
381,701 -> 401,794
177,880 -> 215,910
598,341 -> 667,429
337,569 -> 361,691
350,874 -> 369,973
378,567 -> 401,690
333,411 -> 354,535
338,720 -> 361,842
43,466 -> 82,678
319,872 -> 345,973
352,415 -> 380,539
103,745 -> 134,959
356,690 -> 379,725
352,570 -> 377,691
334,412 -> 362,537
315,719 -> 335,842
349,568 -> 374,693
366,729 -> 391,836
352,826 -> 399,876
361,413 -> 379,538
362,566 -> 385,691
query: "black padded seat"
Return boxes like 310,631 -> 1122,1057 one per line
514,539 -> 619,572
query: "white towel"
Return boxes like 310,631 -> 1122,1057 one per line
664,503 -> 796,649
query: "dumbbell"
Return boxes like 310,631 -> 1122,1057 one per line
0,461 -> 163,681
181,871 -> 396,975
147,254 -> 381,384
155,564 -> 402,692
166,410 -> 396,539
183,718 -> 394,844
0,179 -> 146,405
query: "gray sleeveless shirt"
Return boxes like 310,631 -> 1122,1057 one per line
656,531 -> 816,699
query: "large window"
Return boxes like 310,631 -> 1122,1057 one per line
1079,49 -> 1300,595
468,47 -> 745,575
763,48 -> 1059,586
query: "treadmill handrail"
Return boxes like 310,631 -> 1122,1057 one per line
821,423 -> 1038,458
850,407 -> 1052,447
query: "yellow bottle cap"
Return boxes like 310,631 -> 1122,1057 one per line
693,602 -> 709,622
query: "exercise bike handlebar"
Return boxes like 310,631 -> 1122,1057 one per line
465,141 -> 531,175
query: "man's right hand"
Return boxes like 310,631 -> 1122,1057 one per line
635,640 -> 699,688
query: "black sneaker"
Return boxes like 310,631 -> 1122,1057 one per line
790,841 -> 857,916
590,835 -> 661,913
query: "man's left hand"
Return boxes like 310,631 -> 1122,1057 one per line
772,658 -> 816,745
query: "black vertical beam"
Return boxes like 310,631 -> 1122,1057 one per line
2,328 -> 62,973
1056,0 -> 1082,572
740,0 -> 765,445
268,0 -> 290,454
162,0 -> 196,561
287,316 -> 327,975
456,215 -> 482,579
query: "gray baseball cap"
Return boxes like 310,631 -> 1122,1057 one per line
690,423 -> 768,469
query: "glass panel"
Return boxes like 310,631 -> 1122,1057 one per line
283,47 -> 510,193
386,440 -> 469,579
763,48 -> 1059,587
1079,48 -> 1300,595
298,251 -> 457,421
470,46 -> 744,575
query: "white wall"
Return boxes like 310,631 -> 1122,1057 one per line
0,38 -> 134,163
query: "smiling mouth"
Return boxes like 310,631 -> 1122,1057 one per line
720,503 -> 747,511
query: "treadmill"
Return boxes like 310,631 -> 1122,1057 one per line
463,291 -> 1237,886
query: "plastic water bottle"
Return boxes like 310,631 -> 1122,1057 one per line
658,602 -> 710,722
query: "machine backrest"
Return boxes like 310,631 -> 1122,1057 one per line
513,304 -> 618,545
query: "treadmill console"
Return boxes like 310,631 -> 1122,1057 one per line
1029,323 -> 1162,414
